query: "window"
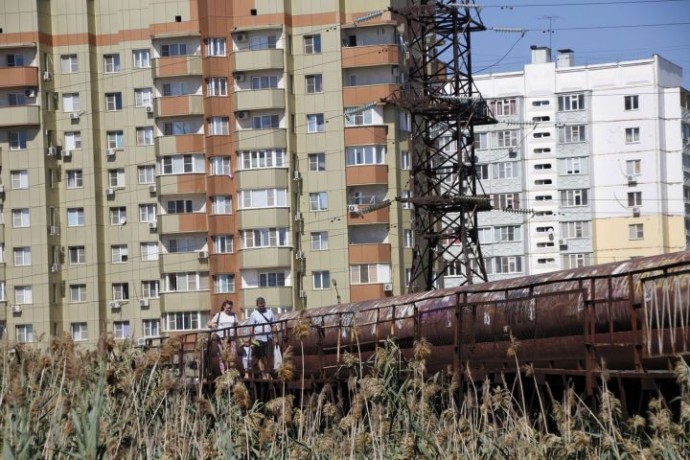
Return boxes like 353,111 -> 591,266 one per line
134,88 -> 152,107
495,130 -> 518,148
70,285 -> 87,303
475,164 -> 489,180
311,232 -> 328,251
163,272 -> 207,292
113,283 -> 130,301
561,189 -> 589,207
110,207 -> 127,225
64,132 -> 82,150
163,121 -> 192,135
15,286 -> 32,304
304,35 -> 321,54
162,81 -> 191,97
68,246 -> 86,265
13,247 -> 31,266
111,245 -> 128,263
140,242 -> 159,261
142,281 -> 160,299
213,235 -> 234,254
626,159 -> 641,176
208,117 -> 229,135
345,107 -> 376,126
404,229 -> 414,248
308,153 -> 326,171
558,93 -> 585,111
211,157 -> 231,175
143,319 -> 160,337
113,321 -> 131,339
305,74 -> 323,94
104,54 -> 121,73
8,93 -> 26,106
12,209 -> 30,228
251,75 -> 279,90
9,131 -> 27,150
241,228 -> 289,248
206,38 -> 226,56
493,162 -> 519,179
628,191 -> 642,207
240,149 -> 285,169
160,43 -> 187,57
211,196 -> 232,214
259,272 -> 287,287
240,188 -> 288,208
474,132 -> 488,150
489,98 -> 517,116
61,54 -> 78,73
401,151 -> 410,170
401,190 -> 412,209
108,169 -> 126,188
63,93 -> 80,112
625,127 -> 640,144
564,157 -> 585,175
214,274 -> 235,293
166,200 -> 193,214
6,54 -> 24,67
67,208 -> 84,227
492,193 -> 519,210
138,165 -> 155,184
350,264 -> 391,284
207,77 -> 227,96
563,253 -> 592,269
559,125 -> 586,143
307,113 -> 325,133
105,92 -> 123,111
532,99 -> 550,107
70,323 -> 88,341
10,170 -> 28,189
313,271 -> 330,290
346,146 -> 385,165
160,154 -> 205,174
494,226 -> 521,242
106,131 -> 124,149
561,221 -> 591,239
624,95 -> 639,111
136,127 -> 154,146
166,312 -> 206,331
16,325 -> 34,343
534,163 -> 552,170
494,256 -> 523,274
252,115 -> 279,129
309,192 -> 328,211
249,35 -> 278,50
132,49 -> 151,68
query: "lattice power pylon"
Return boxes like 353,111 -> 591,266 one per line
389,1 -> 496,292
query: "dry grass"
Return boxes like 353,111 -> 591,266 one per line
2,334 -> 690,459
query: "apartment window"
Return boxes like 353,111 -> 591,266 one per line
9,131 -> 27,150
309,192 -> 328,211
207,77 -> 227,96
111,245 -> 128,264
346,146 -> 385,165
259,272 -> 286,287
307,113 -> 325,133
113,321 -> 131,339
311,232 -> 328,251
558,93 -> 585,111
624,159 -> 641,177
166,312 -> 205,331
494,226 -> 521,242
64,132 -> 82,151
109,207 -> 127,225
561,221 -> 591,239
160,43 -> 187,57
475,164 -> 489,180
495,130 -> 518,148
625,127 -> 640,144
213,235 -> 234,254
160,154 -> 205,174
16,325 -> 34,343
564,157 -> 585,175
304,34 -> 321,54
489,98 -> 517,116
401,190 -> 412,209
142,281 -> 160,299
163,121 -> 192,135
240,188 -> 288,208
249,35 -> 278,50
143,319 -> 160,337
138,165 -> 155,184
214,274 -> 235,294
492,193 -> 519,210
0,281 -> 5,301
305,74 -> 323,94
559,125 -> 586,143
68,246 -> 86,265
563,253 -> 592,269
66,170 -> 83,189
628,224 -> 644,240
135,127 -> 154,146
401,151 -> 410,170
70,323 -> 88,341
13,247 -> 31,266
345,107 -> 376,126
532,100 -> 550,107
12,209 -> 30,227
251,75 -> 279,90
61,54 -> 78,73
561,189 -> 589,207
350,264 -> 391,285
624,95 -> 639,111
493,162 -> 519,179
404,229 -> 414,248
240,149 -> 285,169
132,49 -> 151,68
166,200 -> 193,214
6,54 -> 24,67
242,228 -> 289,248
494,256 -> 523,274
308,153 -> 326,171
208,117 -> 229,136
252,115 -> 279,129
108,169 -> 126,187
15,286 -> 32,304
162,81 -> 191,97
140,242 -> 159,261
113,283 -> 130,301
106,131 -> 124,149
313,271 -> 330,290
628,191 -> 642,207
63,93 -> 80,112
70,285 -> 87,303
211,196 -> 232,214
8,93 -> 26,106
105,93 -> 123,111
206,38 -> 226,56
134,88 -> 153,107
104,54 -> 121,73
211,157 -> 231,175
474,132 -> 488,150
10,170 -> 28,189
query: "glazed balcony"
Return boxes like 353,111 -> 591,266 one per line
347,205 -> 389,225
345,165 -> 388,186
158,212 -> 208,233
233,49 -> 284,73
349,243 -> 391,265
344,125 -> 388,146
342,44 -> 400,68
240,247 -> 292,269
0,105 -> 40,127
343,83 -> 398,107
154,95 -> 204,117
233,88 -> 285,112
235,128 -> 287,151
0,67 -> 38,89
158,173 -> 206,196
159,290 -> 210,313
161,252 -> 208,273
350,284 -> 389,303
156,134 -> 204,156
153,55 -> 202,78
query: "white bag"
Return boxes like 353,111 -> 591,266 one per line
273,345 -> 283,370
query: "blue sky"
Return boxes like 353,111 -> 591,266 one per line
470,0 -> 690,87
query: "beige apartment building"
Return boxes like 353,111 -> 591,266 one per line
0,0 -> 413,344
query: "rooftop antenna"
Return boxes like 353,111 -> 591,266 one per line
539,15 -> 559,59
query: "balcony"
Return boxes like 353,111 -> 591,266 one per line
233,49 -> 284,73
161,252 -> 208,272
343,84 -> 398,107
240,247 -> 292,269
235,128 -> 287,151
154,95 -> 204,117
243,287 -> 293,310
233,88 -> 285,112
158,213 -> 208,233
346,165 -> 388,186
158,173 -> 206,195
344,125 -> 388,146
160,290 -> 210,313
349,243 -> 391,264
342,44 -> 400,68
0,67 -> 38,89
153,55 -> 202,78
236,168 -> 289,190
0,105 -> 40,127
237,208 -> 290,229
347,205 -> 389,225
350,284 -> 389,303
156,134 -> 204,156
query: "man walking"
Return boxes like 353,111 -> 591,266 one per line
249,296 -> 277,378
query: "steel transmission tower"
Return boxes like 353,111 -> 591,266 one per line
389,1 -> 496,292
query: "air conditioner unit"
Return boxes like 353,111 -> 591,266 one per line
0,185 -> 5,194
148,221 -> 158,230
69,112 -> 80,120
293,171 -> 302,181
558,239 -> 567,247
632,207 -> 641,217
348,204 -> 360,213
234,73 -> 245,82
106,149 -> 116,158
47,146 -> 58,156
49,225 -> 59,236
137,337 -> 148,346
197,250 -> 209,259
11,304 -> 22,314
627,175 -> 637,184
24,89 -> 36,98
299,290 -> 306,298
139,298 -> 150,308
295,250 -> 304,260
236,111 -> 249,120
149,184 -> 157,194
50,263 -> 60,273
106,187 -> 115,196
383,283 -> 393,292
294,212 -> 303,222
110,301 -> 121,310
235,32 -> 248,42
145,105 -> 154,113
62,150 -> 72,160
43,71 -> 52,81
